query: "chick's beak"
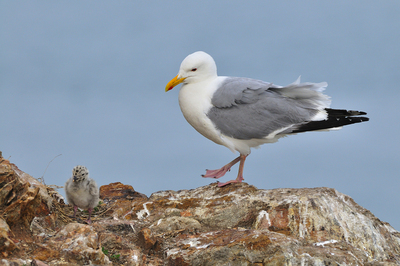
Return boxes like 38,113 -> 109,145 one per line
165,75 -> 186,92
73,176 -> 78,182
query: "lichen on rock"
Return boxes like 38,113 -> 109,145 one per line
1,153 -> 399,265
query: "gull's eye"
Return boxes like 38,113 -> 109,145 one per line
191,68 -> 197,72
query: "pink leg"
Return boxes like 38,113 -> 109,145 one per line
217,154 -> 248,187
86,208 -> 93,224
202,156 -> 241,179
73,205 -> 78,217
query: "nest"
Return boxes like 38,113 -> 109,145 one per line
47,186 -> 115,224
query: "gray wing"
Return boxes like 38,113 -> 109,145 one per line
86,178 -> 100,208
87,179 -> 99,196
207,77 -> 325,140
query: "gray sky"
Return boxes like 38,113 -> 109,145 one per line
1,1 -> 399,229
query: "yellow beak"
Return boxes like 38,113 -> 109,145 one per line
165,75 -> 186,92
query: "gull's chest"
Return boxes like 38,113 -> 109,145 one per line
69,183 -> 87,197
178,81 -> 224,145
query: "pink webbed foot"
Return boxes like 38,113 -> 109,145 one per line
217,175 -> 244,187
216,154 -> 248,187
201,156 -> 241,179
202,167 -> 231,179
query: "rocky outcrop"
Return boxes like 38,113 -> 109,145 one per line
1,153 -> 399,265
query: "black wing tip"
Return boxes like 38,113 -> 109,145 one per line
291,108 -> 369,134
348,110 -> 367,116
326,108 -> 367,117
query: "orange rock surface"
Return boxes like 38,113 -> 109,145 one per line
1,153 -> 400,265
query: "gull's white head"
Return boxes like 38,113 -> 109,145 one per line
165,51 -> 217,92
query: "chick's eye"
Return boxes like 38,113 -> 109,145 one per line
191,68 -> 197,72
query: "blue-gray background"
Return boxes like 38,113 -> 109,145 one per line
1,2 -> 399,229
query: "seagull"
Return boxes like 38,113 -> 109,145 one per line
166,51 -> 369,187
65,165 -> 99,224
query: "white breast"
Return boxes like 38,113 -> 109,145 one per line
178,77 -> 229,148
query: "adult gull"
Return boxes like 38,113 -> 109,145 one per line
166,51 -> 369,187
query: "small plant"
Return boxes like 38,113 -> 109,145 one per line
94,201 -> 102,212
102,246 -> 109,255
110,254 -> 121,261
101,246 -> 120,261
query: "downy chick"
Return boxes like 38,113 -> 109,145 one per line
65,165 -> 99,224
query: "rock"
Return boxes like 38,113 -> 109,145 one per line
150,216 -> 202,234
0,217 -> 17,255
100,182 -> 147,201
0,160 -> 52,229
53,223 -> 111,265
31,259 -> 50,266
99,182 -> 148,220
0,157 -> 56,256
138,227 -> 162,255
1,154 -> 400,265
143,184 -> 400,265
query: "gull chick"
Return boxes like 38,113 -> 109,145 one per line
166,51 -> 369,187
65,165 -> 99,224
